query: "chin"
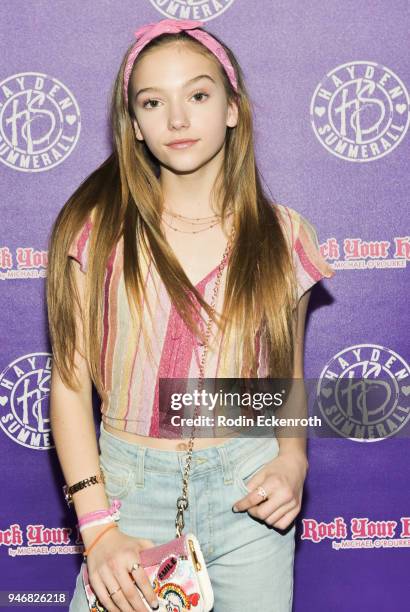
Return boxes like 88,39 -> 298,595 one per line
160,155 -> 214,174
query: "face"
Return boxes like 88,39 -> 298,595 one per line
129,41 -> 238,174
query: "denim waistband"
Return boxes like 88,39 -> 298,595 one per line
98,421 -> 278,477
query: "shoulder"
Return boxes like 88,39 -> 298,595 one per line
272,202 -> 313,245
271,202 -> 336,300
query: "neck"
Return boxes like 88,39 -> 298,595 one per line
159,142 -> 225,217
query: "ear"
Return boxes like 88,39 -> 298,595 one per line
226,97 -> 239,128
132,118 -> 144,141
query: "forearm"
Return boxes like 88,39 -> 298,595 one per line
50,366 -> 110,547
275,378 -> 308,467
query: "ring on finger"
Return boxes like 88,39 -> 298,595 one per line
256,485 -> 268,501
109,585 -> 122,598
130,561 -> 141,572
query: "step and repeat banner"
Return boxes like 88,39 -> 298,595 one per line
1,1 -> 409,610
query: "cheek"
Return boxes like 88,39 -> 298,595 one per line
202,115 -> 229,145
136,116 -> 163,145
197,100 -> 229,134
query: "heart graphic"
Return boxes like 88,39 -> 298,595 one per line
0,395 -> 8,406
66,115 -> 77,125
395,104 -> 407,115
401,385 -> 410,396
189,592 -> 200,606
321,387 -> 333,398
315,106 -> 326,117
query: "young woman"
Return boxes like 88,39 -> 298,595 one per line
47,18 -> 335,612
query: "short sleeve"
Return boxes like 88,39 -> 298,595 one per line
276,204 -> 336,302
67,215 -> 93,274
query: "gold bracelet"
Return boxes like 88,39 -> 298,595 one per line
63,469 -> 106,507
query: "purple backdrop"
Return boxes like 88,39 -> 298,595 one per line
1,1 -> 409,610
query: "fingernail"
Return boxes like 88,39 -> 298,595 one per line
232,505 -> 238,512
151,604 -> 159,610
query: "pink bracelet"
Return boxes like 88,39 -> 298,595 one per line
79,515 -> 117,533
77,499 -> 122,528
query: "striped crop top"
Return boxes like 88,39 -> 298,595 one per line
67,203 -> 335,436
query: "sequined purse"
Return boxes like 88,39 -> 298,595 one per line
81,225 -> 235,612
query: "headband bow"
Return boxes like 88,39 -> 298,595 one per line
134,18 -> 203,42
123,18 -> 238,106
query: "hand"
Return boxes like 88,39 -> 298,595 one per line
85,526 -> 160,611
232,451 -> 308,530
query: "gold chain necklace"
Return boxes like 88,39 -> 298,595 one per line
163,208 -> 220,222
162,210 -> 233,235
162,216 -> 220,234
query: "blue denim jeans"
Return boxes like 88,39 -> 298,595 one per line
69,422 -> 296,611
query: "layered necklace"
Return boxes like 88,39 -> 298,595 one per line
162,205 -> 233,234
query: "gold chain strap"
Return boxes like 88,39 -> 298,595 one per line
175,223 -> 236,537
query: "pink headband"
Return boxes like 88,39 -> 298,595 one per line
123,18 -> 238,106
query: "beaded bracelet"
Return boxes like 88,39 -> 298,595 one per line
83,522 -> 117,558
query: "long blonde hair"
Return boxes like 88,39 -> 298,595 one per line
46,31 -> 297,400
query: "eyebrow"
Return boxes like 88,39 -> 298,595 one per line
135,74 -> 216,100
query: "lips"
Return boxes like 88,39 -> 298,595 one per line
166,139 -> 199,149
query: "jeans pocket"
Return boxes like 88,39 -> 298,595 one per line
99,453 -> 133,499
234,439 -> 279,496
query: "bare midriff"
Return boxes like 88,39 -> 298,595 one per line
103,422 -> 237,451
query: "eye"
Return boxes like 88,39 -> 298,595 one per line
142,98 -> 160,109
141,91 -> 209,110
192,90 -> 209,102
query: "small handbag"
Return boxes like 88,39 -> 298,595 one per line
81,225 -> 235,612
81,532 -> 213,611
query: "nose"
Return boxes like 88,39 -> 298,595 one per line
167,100 -> 190,131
